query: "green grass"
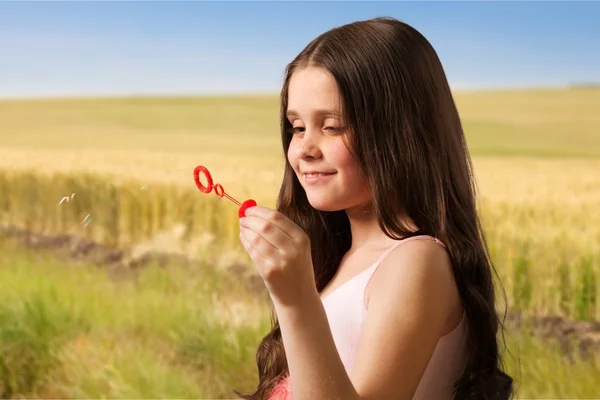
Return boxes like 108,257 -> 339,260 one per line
0,237 -> 599,399
0,88 -> 599,157
0,237 -> 268,399
504,330 -> 600,398
455,88 -> 600,157
0,95 -> 282,156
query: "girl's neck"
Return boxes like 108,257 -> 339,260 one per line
344,203 -> 417,252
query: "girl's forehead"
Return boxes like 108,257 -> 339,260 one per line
288,68 -> 343,117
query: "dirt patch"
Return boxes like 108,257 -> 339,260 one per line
0,225 -> 267,297
504,311 -> 600,362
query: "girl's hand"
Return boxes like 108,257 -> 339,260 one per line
239,205 -> 317,307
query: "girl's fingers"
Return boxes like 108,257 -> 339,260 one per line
240,216 -> 289,252
244,206 -> 304,242
240,227 -> 279,265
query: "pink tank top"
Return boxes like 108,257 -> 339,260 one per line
269,235 -> 469,400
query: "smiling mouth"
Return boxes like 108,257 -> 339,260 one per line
303,172 -> 335,178
302,172 -> 337,184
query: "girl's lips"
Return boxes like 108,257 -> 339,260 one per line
303,172 -> 336,184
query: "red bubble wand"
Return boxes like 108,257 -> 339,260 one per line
193,165 -> 257,218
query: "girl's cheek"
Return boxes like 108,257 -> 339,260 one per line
328,141 -> 356,171
287,143 -> 298,170
328,142 -> 370,193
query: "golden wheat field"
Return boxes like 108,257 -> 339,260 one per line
0,88 -> 600,398
1,88 -> 599,319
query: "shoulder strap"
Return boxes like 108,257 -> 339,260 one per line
375,235 -> 446,265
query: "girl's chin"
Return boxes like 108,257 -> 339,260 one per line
306,195 -> 344,212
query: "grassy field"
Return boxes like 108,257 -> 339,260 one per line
1,238 -> 599,399
0,237 -> 267,399
0,87 -> 599,398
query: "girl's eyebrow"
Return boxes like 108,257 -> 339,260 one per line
286,109 -> 342,119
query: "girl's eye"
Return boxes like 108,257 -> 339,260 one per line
288,126 -> 344,135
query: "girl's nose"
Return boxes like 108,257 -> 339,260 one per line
297,130 -> 322,160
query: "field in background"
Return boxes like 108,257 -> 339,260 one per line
1,87 -> 599,398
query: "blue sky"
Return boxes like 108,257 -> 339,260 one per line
0,1 -> 599,98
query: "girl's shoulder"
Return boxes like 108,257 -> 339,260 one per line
368,234 -> 448,274
365,234 -> 459,320
350,235 -> 465,398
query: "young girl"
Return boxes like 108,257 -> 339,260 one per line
234,17 -> 513,400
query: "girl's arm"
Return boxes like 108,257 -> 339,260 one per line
274,239 -> 458,400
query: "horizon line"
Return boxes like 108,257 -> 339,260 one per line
1,83 -> 597,102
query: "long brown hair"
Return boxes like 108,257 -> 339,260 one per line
234,17 -> 513,400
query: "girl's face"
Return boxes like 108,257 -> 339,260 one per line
286,66 -> 371,212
